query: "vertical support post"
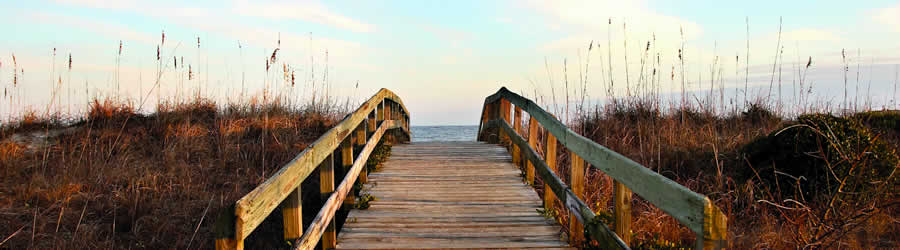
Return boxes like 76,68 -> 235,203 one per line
543,129 -> 557,211
346,123 -> 366,207
214,205 -> 238,250
384,100 -> 391,120
700,198 -> 728,249
481,105 -> 489,135
526,117 -> 537,185
356,123 -> 366,146
282,187 -> 303,242
487,101 -> 501,143
404,114 -> 409,132
320,151 -> 337,249
480,102 -> 495,142
377,100 -> 385,123
363,111 -> 376,184
569,152 -> 585,246
512,107 -> 522,168
367,111 -> 377,135
500,99 -> 511,144
389,102 -> 395,120
383,100 -> 394,143
392,102 -> 398,120
614,181 -> 632,245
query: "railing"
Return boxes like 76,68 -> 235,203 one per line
214,88 -> 410,250
477,87 -> 726,249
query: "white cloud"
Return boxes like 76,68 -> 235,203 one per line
52,0 -> 138,10
54,0 -> 375,33
27,11 -> 157,45
873,4 -> 900,32
415,23 -> 472,48
522,0 -> 702,56
781,29 -> 841,42
51,0 -> 369,65
233,0 -> 375,33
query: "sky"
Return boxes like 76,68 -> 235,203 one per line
1,0 -> 899,125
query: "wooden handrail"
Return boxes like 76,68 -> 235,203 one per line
477,87 -> 727,249
214,88 -> 410,250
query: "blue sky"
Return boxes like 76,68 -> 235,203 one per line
1,0 -> 899,125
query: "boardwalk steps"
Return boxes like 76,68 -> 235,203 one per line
336,142 -> 573,249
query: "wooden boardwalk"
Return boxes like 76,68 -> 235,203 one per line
336,142 -> 573,249
214,88 -> 725,250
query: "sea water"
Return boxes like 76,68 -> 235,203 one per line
410,125 -> 479,142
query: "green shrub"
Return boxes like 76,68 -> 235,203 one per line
741,103 -> 779,125
742,113 -> 898,201
366,140 -> 391,172
855,110 -> 900,134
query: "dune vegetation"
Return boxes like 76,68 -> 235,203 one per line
520,26 -> 899,248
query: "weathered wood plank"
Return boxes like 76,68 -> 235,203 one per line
614,181 -> 632,245
543,128 -> 558,212
569,152 -> 585,246
282,187 -> 303,241
527,116 -> 538,185
337,236 -> 570,249
702,197 -> 728,249
500,99 -> 511,143
320,151 -> 336,249
336,141 -> 572,249
513,107 -> 522,169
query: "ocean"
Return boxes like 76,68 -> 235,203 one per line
410,125 -> 479,142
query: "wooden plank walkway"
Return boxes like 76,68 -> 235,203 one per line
336,141 -> 573,249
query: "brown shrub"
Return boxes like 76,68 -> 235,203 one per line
0,97 -> 342,249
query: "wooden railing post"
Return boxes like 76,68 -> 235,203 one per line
214,205 -> 238,250
346,123 -> 366,207
500,99 -> 511,144
383,101 -> 393,143
543,129 -> 557,211
614,181 -> 632,245
377,101 -> 385,123
282,187 -> 303,242
512,107 -> 522,168
492,101 -> 502,143
392,102 -> 398,120
363,112 -> 376,183
481,106 -> 489,135
320,151 -> 337,249
570,152 -> 585,246
390,102 -> 395,120
526,117 -> 537,185
701,199 -> 728,249
384,100 -> 391,121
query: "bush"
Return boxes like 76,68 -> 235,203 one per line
742,113 -> 898,201
366,141 -> 392,172
608,100 -> 661,123
741,103 -> 779,125
855,110 -> 900,134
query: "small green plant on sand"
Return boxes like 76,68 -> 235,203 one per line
366,141 -> 392,172
354,194 -> 376,210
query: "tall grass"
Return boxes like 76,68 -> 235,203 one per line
528,17 -> 899,249
0,32 -> 359,249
